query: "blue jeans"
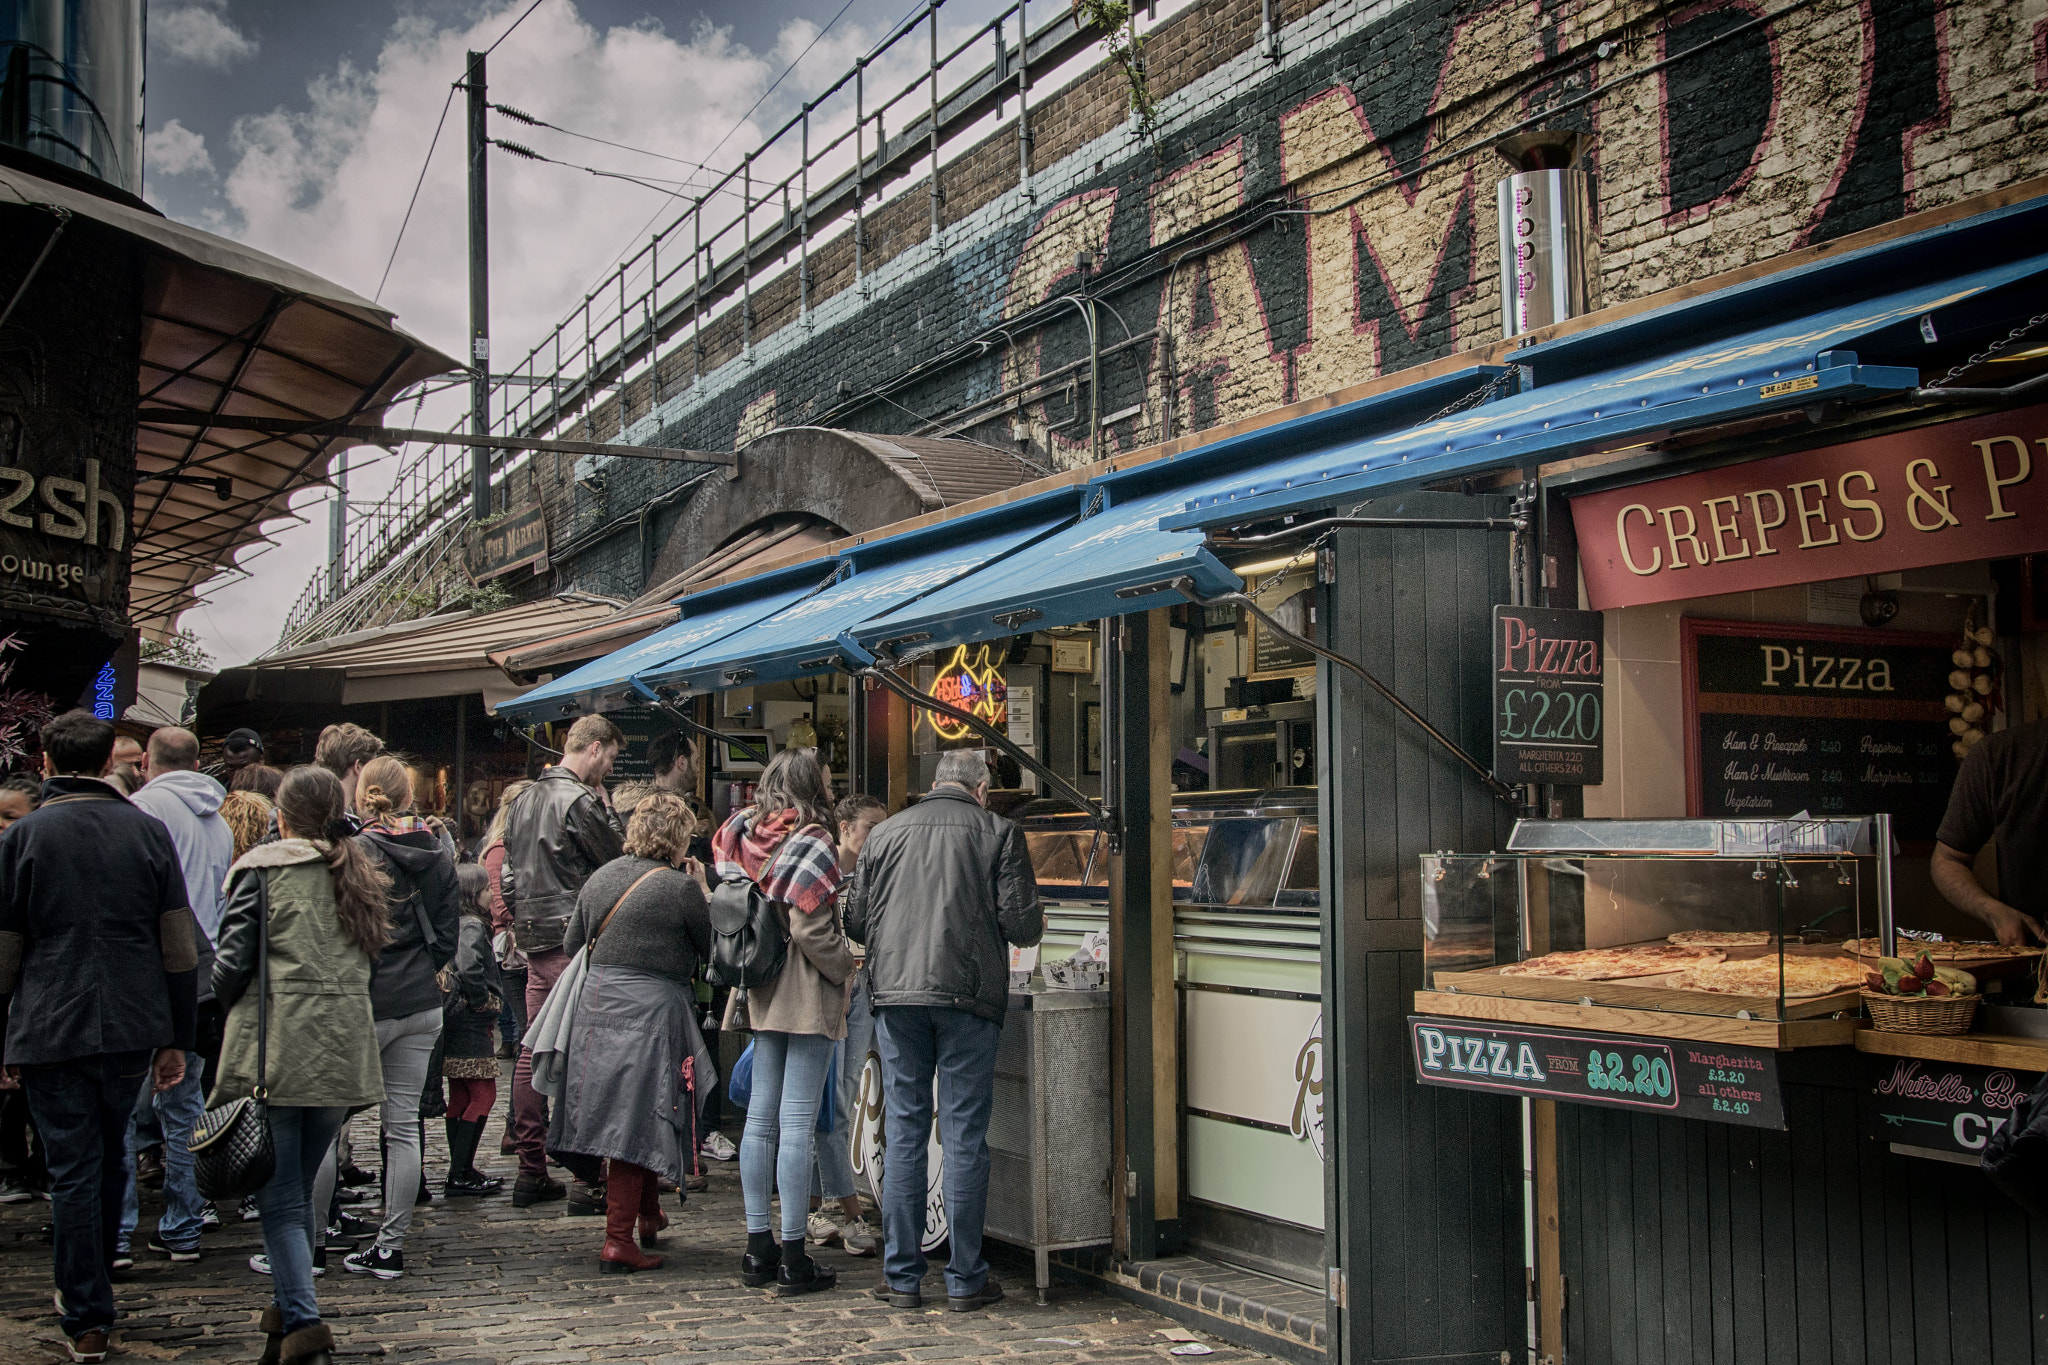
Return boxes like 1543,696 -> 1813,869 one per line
23,1049 -> 153,1339
258,1105 -> 348,1333
812,968 -> 873,1202
873,1006 -> 1002,1297
739,1030 -> 835,1240
119,1051 -> 206,1251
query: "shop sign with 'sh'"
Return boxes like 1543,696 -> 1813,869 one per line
1572,404 -> 2048,611
1493,605 -> 1604,785
1409,1016 -> 1786,1129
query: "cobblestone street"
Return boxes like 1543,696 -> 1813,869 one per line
0,1114 -> 1263,1365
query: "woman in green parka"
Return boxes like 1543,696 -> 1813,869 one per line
210,766 -> 389,1365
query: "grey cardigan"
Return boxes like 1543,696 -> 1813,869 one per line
566,855 -> 712,986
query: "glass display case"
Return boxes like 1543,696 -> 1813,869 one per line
1422,817 -> 1890,1024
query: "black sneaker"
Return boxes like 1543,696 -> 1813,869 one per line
146,1235 -> 201,1262
344,1246 -> 404,1280
321,1225 -> 358,1253
338,1163 -> 377,1188
336,1213 -> 379,1238
948,1280 -> 1005,1313
511,1174 -> 566,1208
871,1279 -> 922,1309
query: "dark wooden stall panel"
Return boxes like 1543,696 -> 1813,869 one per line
1319,496 -> 1526,1365
1557,1050 -> 2048,1365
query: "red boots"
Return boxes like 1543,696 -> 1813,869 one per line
600,1162 -> 664,1273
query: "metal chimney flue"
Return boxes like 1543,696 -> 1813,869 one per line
1495,131 -> 1592,339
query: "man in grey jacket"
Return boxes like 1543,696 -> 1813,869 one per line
121,727 -> 233,1263
845,750 -> 1041,1312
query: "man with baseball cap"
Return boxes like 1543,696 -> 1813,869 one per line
202,729 -> 262,784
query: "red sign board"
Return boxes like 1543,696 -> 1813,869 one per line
1573,405 -> 2048,610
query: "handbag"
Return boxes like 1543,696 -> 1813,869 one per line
706,834 -> 794,991
1982,1067 -> 2048,1220
189,870 -> 277,1201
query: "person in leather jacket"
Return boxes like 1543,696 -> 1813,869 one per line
502,714 -> 624,1207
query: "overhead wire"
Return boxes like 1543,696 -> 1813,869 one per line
373,0 -> 556,301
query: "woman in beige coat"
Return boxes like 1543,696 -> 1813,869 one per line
713,748 -> 852,1297
210,767 -> 388,1365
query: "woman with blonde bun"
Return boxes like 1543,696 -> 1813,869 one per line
344,756 -> 460,1280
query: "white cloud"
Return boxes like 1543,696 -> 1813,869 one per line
170,0 -> 1012,665
143,119 -> 214,178
155,2 -> 258,68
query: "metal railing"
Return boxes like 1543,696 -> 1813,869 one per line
281,0 -> 1185,646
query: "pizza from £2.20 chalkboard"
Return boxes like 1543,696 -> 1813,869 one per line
1682,619 -> 1958,841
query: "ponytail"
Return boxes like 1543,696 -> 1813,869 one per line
277,765 -> 392,957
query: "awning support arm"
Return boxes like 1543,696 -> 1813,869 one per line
841,660 -> 1112,832
644,698 -> 769,766
1912,370 -> 2048,403
134,411 -> 735,466
1208,513 -> 1527,547
1167,576 -> 1524,809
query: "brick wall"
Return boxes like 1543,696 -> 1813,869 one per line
533,0 -> 2046,601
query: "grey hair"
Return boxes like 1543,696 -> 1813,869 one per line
934,749 -> 992,789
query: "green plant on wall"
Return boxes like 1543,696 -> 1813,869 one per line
1075,0 -> 1158,148
140,628 -> 215,671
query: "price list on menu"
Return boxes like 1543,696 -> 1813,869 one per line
1685,621 -> 1958,840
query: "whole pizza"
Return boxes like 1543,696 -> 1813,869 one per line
1669,930 -> 1776,948
1673,956 -> 1867,997
1499,944 -> 1725,981
1843,938 -> 2042,960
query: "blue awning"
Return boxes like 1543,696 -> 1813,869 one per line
852,367 -> 1503,656
635,510 -> 1067,696
1165,244 -> 2048,531
495,563 -> 834,723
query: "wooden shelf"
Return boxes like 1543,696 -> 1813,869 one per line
1414,989 -> 1858,1049
1430,962 -> 1859,1022
1853,1027 -> 2048,1071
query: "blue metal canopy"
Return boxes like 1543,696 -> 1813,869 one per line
1164,247 -> 2048,531
851,367 -> 1504,656
635,510 -> 1068,696
495,563 -> 833,723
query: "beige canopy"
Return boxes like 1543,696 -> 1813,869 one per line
0,163 -> 461,635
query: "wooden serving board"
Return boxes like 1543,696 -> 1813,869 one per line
1844,941 -> 2043,979
1414,990 -> 1858,1050
1853,1027 -> 2048,1072
1430,964 -> 1860,1022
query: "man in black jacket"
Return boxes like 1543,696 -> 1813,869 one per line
845,750 -> 1041,1312
503,713 -> 623,1207
0,711 -> 197,1363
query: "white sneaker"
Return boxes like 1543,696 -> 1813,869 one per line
700,1131 -> 738,1162
806,1210 -> 842,1245
239,1196 -> 262,1222
247,1253 -> 324,1277
839,1216 -> 879,1257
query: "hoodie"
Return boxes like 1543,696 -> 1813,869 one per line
130,771 -> 234,1011
359,824 -> 461,1021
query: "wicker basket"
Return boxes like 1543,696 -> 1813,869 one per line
1861,990 -> 1980,1035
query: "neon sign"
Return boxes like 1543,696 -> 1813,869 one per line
91,662 -> 116,720
924,644 -> 1007,741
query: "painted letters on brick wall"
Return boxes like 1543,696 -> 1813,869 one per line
554,0 -> 2045,598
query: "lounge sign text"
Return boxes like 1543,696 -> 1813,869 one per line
1572,404 -> 2048,610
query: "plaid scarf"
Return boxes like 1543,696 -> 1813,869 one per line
365,814 -> 434,837
713,806 -> 841,915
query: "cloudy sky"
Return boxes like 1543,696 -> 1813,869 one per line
143,0 -> 1011,665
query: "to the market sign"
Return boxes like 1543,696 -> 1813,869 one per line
1573,404 -> 2048,610
466,502 -> 549,582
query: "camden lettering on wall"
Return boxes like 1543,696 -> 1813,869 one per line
1572,405 -> 2048,611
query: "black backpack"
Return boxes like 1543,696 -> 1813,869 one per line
706,846 -> 791,990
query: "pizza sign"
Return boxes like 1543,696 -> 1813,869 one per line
1410,1016 -> 1786,1129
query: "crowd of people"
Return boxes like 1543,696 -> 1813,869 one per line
0,706 -> 1044,1363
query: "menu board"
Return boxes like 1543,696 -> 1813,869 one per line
1862,1051 -> 2044,1161
606,706 -> 672,783
1493,605 -> 1605,785
1410,1016 -> 1786,1129
1683,620 -> 1957,839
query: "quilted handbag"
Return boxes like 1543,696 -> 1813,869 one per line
190,869 -> 276,1201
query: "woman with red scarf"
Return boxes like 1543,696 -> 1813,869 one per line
714,748 -> 853,1296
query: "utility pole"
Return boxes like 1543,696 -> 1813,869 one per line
465,50 -> 491,520
326,452 -> 348,599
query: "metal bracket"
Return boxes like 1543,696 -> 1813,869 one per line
838,658 -> 1111,832
627,682 -> 770,765
1166,577 -> 1524,808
